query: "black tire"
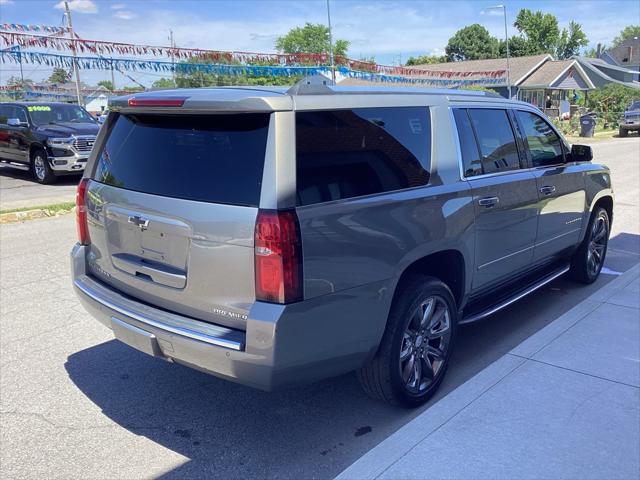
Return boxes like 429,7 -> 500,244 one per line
570,207 -> 610,284
357,276 -> 457,408
30,148 -> 56,184
619,128 -> 628,137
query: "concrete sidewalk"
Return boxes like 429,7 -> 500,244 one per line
337,264 -> 640,480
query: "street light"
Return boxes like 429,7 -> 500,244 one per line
326,0 -> 336,85
486,4 -> 511,99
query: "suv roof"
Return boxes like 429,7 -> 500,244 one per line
108,85 -> 519,113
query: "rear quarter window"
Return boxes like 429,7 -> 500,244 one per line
93,113 -> 270,206
295,107 -> 431,206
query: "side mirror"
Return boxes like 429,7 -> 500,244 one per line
7,118 -> 28,127
571,144 -> 593,162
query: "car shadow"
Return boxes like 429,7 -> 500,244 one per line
64,233 -> 640,479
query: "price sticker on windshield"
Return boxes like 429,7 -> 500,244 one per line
27,106 -> 51,112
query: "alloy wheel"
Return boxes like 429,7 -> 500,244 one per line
399,296 -> 452,394
587,212 -> 608,276
34,155 -> 46,181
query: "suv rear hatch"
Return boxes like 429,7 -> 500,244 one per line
84,111 -> 270,330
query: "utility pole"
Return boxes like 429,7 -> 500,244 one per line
110,58 -> 116,91
169,30 -> 175,83
326,0 -> 335,85
18,46 -> 24,85
64,1 -> 83,106
502,5 -> 511,99
487,5 -> 511,98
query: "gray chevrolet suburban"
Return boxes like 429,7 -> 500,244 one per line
72,86 -> 613,407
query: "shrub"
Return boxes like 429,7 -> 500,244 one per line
587,84 -> 638,127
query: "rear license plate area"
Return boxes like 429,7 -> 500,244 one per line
111,317 -> 162,357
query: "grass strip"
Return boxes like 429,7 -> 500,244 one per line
0,201 -> 76,215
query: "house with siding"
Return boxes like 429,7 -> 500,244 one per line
575,56 -> 639,88
600,37 -> 640,73
339,54 -> 599,116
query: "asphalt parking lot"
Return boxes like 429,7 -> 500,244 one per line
1,137 -> 638,479
0,165 -> 80,211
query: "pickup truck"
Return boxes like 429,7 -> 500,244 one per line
619,100 -> 640,137
0,102 -> 100,183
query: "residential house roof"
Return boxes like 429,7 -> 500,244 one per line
411,54 -> 552,85
603,37 -> 640,67
518,59 -> 594,89
575,57 -> 640,89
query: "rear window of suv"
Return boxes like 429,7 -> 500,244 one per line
296,107 -> 431,206
93,113 -> 270,206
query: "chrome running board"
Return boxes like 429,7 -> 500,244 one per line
0,161 -> 30,171
460,264 -> 570,325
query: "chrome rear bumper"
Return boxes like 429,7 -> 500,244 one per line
71,243 -> 387,390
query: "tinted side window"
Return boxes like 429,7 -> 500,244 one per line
296,107 -> 431,206
516,110 -> 564,167
468,109 -> 521,174
13,107 -> 28,123
0,105 -> 10,124
453,109 -> 482,177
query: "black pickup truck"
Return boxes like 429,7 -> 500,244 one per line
0,102 -> 100,183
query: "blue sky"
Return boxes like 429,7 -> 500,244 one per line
1,0 -> 638,87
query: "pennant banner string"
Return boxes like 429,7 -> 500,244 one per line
0,31 -> 506,79
0,49 -> 506,87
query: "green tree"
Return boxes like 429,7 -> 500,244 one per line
151,78 -> 177,89
121,85 -> 144,93
612,25 -> 640,47
48,67 -> 70,84
587,83 -> 637,126
513,9 -> 560,54
175,57 -> 297,88
499,36 -> 538,58
405,54 -> 446,66
6,76 -> 34,87
512,9 -> 587,58
445,24 -> 500,61
276,23 -> 349,57
97,80 -> 114,91
584,45 -> 605,58
555,21 -> 589,59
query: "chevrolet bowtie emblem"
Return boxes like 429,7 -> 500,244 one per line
128,215 -> 149,231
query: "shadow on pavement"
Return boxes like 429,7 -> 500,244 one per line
64,233 -> 639,479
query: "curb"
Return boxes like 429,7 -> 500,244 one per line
336,263 -> 640,480
0,207 -> 75,224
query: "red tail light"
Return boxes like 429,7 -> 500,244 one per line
127,97 -> 187,107
76,178 -> 91,245
254,209 -> 303,304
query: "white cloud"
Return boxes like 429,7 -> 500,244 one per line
0,0 -> 15,4
111,3 -> 126,9
113,10 -> 137,20
54,0 -> 97,14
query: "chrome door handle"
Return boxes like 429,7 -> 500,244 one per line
478,196 -> 499,207
540,185 -> 556,195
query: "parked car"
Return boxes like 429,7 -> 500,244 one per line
619,100 -> 640,137
0,102 -> 100,183
97,109 -> 109,124
72,86 -> 613,407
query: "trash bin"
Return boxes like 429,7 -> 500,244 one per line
580,114 -> 597,137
